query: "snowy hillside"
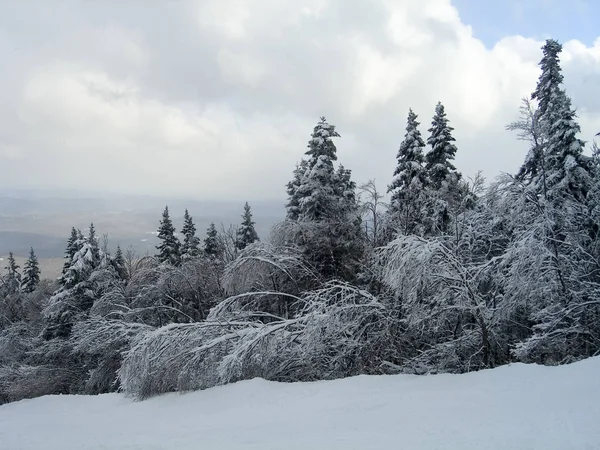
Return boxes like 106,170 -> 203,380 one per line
1,357 -> 599,450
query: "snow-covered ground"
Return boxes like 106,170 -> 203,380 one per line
1,357 -> 599,450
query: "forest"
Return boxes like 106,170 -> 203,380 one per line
1,39 -> 599,403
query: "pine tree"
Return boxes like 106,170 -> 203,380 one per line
204,222 -> 220,258
296,117 -> 341,222
21,247 -> 41,293
156,206 -> 181,266
426,102 -> 460,189
285,117 -> 364,280
285,160 -> 309,221
181,209 -> 201,260
60,224 -> 101,289
236,202 -> 260,251
87,223 -> 101,266
3,252 -> 21,295
112,245 -> 128,280
511,40 -> 592,203
45,224 -> 105,338
62,227 -> 80,275
387,108 -> 428,235
545,94 -> 590,203
516,39 -> 564,192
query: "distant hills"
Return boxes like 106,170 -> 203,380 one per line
0,190 -> 286,266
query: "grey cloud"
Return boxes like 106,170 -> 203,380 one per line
0,0 -> 599,200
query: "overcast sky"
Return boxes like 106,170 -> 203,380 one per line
1,0 -> 599,201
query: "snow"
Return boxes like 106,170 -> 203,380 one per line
1,357 -> 599,450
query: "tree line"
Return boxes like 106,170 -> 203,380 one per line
1,39 -> 599,403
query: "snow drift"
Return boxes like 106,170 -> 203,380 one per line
1,356 -> 599,450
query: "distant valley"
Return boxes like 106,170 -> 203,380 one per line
0,190 -> 285,280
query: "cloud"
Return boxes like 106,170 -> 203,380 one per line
0,0 -> 599,200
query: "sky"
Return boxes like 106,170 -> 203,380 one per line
0,0 -> 599,201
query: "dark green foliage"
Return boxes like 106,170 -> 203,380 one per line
62,227 -> 80,276
236,202 -> 259,251
387,108 -> 429,235
426,102 -> 459,189
181,209 -> 201,260
3,252 -> 21,295
285,117 -> 364,280
112,245 -> 128,281
156,206 -> 181,266
204,222 -> 221,258
285,160 -> 308,221
22,248 -> 40,293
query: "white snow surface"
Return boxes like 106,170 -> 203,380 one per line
1,357 -> 600,450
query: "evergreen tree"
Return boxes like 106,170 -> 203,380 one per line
544,94 -> 590,203
296,117 -> 341,222
87,223 -> 101,266
156,206 -> 181,266
516,39 -> 589,200
21,247 -> 41,293
285,159 -> 309,221
112,245 -> 128,280
59,224 -> 101,290
3,252 -> 21,295
45,224 -> 105,338
181,209 -> 201,260
387,108 -> 428,235
425,102 -> 460,188
204,222 -> 220,258
236,202 -> 260,251
286,117 -> 364,280
62,227 -> 80,276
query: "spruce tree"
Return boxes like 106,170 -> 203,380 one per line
295,117 -> 340,222
285,159 -> 309,221
525,40 -> 591,203
387,108 -> 428,234
46,224 -> 104,338
62,227 -> 80,275
181,209 -> 201,260
286,117 -> 364,280
112,245 -> 128,280
3,252 -> 21,295
236,202 -> 260,251
425,102 -> 460,189
204,222 -> 220,258
22,247 -> 41,293
87,223 -> 101,266
545,95 -> 589,202
156,206 -> 181,266
60,224 -> 101,289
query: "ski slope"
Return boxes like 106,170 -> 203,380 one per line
1,357 -> 599,450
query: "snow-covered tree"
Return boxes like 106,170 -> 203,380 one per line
421,103 -> 468,235
112,245 -> 128,281
44,224 -> 103,338
296,117 -> 339,222
156,206 -> 181,266
181,209 -> 201,260
2,253 -> 21,296
236,202 -> 259,251
387,108 -> 429,236
284,117 -> 364,280
509,40 -> 592,205
426,102 -> 460,189
285,160 -> 309,221
61,227 -> 80,276
501,42 -> 598,363
21,248 -> 40,294
204,222 -> 221,259
359,180 -> 388,248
